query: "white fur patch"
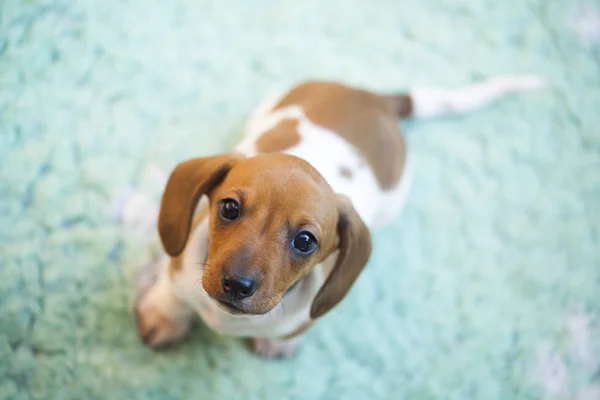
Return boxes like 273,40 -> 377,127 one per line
410,74 -> 545,119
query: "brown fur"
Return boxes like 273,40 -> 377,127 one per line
255,118 -> 301,153
272,82 -> 407,190
384,93 -> 413,117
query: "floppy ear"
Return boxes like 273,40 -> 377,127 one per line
158,154 -> 240,257
310,195 -> 372,319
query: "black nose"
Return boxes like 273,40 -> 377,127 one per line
222,275 -> 257,300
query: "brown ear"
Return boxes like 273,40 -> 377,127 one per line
158,154 -> 240,257
310,195 -> 372,319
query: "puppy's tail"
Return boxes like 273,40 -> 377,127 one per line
385,74 -> 545,119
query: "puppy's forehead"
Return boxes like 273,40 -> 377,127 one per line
220,154 -> 336,218
227,155 -> 331,192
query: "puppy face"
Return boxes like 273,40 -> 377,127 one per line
158,153 -> 371,319
202,155 -> 340,315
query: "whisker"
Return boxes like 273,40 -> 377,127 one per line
279,296 -> 286,317
193,261 -> 213,271
267,293 -> 285,317
192,278 -> 203,289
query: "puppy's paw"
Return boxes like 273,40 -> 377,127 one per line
135,296 -> 191,348
249,337 -> 299,359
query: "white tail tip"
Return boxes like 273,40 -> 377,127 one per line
487,74 -> 546,91
410,74 -> 546,119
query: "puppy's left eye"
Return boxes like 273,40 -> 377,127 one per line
292,231 -> 318,254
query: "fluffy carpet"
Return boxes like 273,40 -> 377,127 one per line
1,0 -> 599,399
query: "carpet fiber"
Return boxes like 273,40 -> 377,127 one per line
1,0 -> 599,399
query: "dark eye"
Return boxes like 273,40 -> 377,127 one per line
220,199 -> 240,220
292,231 -> 318,254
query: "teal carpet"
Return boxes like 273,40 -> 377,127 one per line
1,0 -> 599,399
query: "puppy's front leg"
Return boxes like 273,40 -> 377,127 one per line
249,337 -> 300,359
134,256 -> 194,348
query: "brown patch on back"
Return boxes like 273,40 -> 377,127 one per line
273,82 -> 406,190
255,118 -> 301,153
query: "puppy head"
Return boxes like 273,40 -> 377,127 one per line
158,153 -> 371,318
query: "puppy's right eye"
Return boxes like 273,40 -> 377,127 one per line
220,199 -> 240,220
